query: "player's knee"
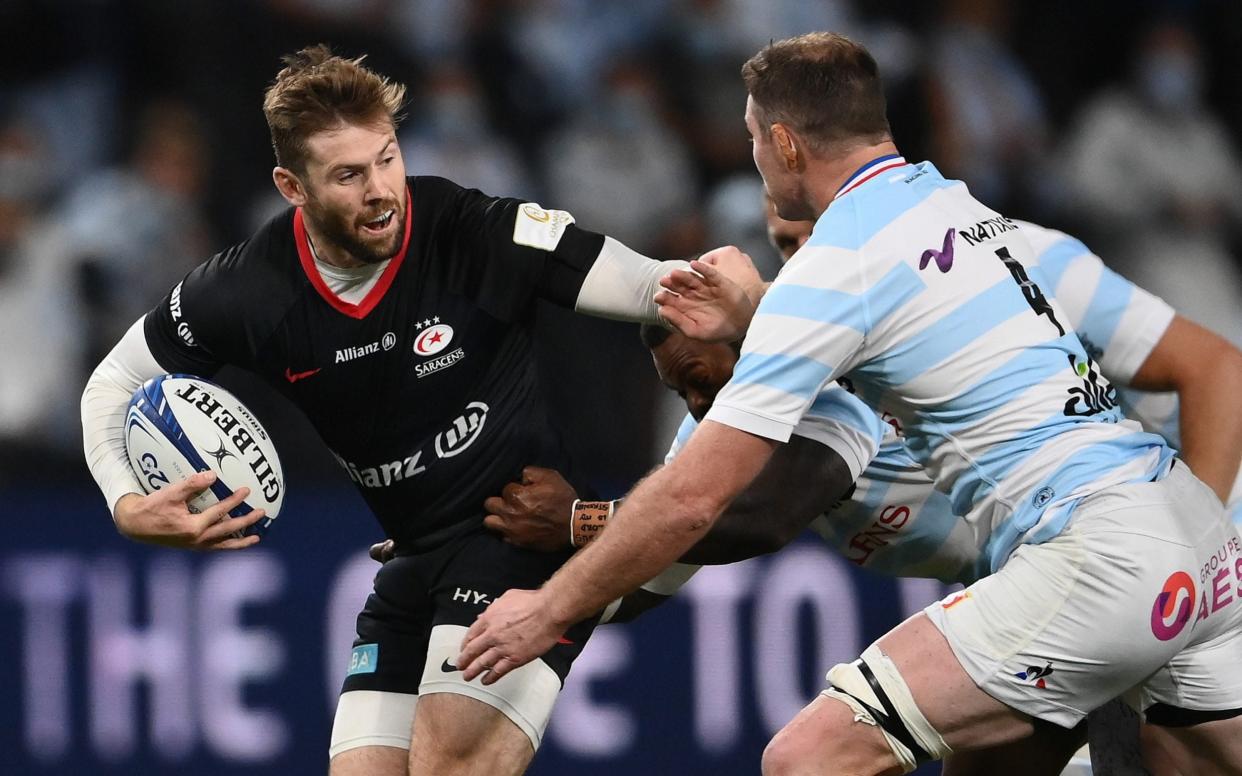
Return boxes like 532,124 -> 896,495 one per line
762,701 -> 887,776
762,726 -> 830,776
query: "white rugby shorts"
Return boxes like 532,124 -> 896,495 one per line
925,463 -> 1242,727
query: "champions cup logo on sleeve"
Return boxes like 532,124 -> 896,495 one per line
513,203 -> 574,251
1151,571 -> 1196,641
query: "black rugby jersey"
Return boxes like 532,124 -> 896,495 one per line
145,176 -> 605,549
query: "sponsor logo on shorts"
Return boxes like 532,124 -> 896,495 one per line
1151,537 -> 1242,641
1151,571 -> 1197,641
440,659 -> 462,674
941,590 -> 971,610
451,587 -> 494,607
347,644 -> 378,676
1013,661 -> 1054,690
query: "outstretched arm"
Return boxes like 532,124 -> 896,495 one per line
484,434 -> 850,564
1129,315 -> 1242,502
458,421 -> 777,683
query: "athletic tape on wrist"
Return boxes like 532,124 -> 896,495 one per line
570,499 -> 616,548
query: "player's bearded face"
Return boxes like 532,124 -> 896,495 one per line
301,122 -> 408,265
304,186 -> 405,265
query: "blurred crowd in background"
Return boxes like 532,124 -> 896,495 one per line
3,0 -> 1242,502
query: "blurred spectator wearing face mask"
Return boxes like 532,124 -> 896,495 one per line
399,66 -> 536,201
926,0 -> 1051,213
58,100 -> 213,367
0,120 -> 84,464
1060,20 -> 1242,344
542,59 -> 699,256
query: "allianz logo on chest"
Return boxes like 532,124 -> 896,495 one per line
335,331 -> 397,364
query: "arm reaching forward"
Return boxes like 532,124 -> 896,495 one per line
457,421 -> 777,683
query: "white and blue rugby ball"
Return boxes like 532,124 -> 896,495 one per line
124,374 -> 284,535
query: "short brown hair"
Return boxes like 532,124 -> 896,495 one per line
741,32 -> 890,153
262,44 -> 406,173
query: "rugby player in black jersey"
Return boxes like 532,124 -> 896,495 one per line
79,45 -> 717,776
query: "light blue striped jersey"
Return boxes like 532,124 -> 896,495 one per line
706,158 -> 1174,573
664,385 -> 887,482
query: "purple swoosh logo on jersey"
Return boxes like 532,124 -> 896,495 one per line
918,229 -> 956,273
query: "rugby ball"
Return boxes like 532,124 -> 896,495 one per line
124,374 -> 284,535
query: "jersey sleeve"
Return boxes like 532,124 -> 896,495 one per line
667,387 -> 882,481
663,413 -> 699,464
794,388 -> 886,482
1027,226 -> 1175,385
144,243 -> 253,376
706,243 -> 874,442
445,181 -> 606,314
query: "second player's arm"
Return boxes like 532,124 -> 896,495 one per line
487,435 -> 850,563
458,422 -> 778,682
1129,315 -> 1242,502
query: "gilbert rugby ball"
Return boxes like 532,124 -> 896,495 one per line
124,374 -> 284,535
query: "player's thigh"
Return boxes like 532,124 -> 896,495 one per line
874,612 -> 1035,750
766,614 -> 1032,776
940,718 -> 1085,776
330,744 -> 408,776
409,692 -> 534,775
412,530 -> 597,757
1144,716 -> 1242,776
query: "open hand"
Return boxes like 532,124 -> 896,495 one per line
113,471 -> 264,550
457,588 -> 564,685
655,247 -> 761,342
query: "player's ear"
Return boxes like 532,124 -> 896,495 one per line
771,123 -> 801,172
272,167 -> 309,207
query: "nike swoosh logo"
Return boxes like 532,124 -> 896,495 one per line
284,367 -> 322,383
918,228 -> 956,273
441,659 -> 461,673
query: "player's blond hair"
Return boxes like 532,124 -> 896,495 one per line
262,44 -> 406,173
741,32 -> 891,154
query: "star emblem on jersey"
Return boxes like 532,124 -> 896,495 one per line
414,323 -> 454,357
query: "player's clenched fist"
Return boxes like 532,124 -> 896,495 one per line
458,588 -> 564,685
483,466 -> 577,552
112,470 -> 263,551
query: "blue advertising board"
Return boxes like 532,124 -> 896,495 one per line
1,485 -> 951,775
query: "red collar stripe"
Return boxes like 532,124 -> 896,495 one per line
835,157 -> 909,200
294,189 -> 413,319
